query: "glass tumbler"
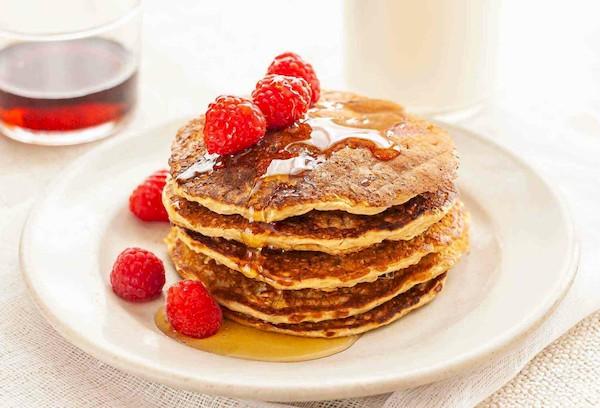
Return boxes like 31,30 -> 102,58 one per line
0,0 -> 141,145
344,0 -> 499,117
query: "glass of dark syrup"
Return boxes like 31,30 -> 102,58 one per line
0,0 -> 141,145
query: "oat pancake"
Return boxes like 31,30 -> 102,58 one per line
163,182 -> 457,254
224,275 -> 447,338
166,228 -> 467,324
169,91 -> 458,222
169,202 -> 467,290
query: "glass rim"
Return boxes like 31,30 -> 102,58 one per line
0,0 -> 142,42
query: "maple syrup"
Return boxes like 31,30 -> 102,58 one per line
0,37 -> 137,142
176,99 -> 405,182
155,308 -> 358,362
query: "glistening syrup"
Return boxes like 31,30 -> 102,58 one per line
155,308 -> 357,362
0,38 -> 137,132
176,99 -> 406,182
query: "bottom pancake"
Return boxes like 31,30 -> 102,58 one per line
225,274 -> 447,338
166,227 -> 468,324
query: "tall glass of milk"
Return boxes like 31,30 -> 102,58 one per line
344,0 -> 499,116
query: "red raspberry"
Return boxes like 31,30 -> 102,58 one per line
129,170 -> 169,222
110,248 -> 165,302
203,96 -> 266,155
267,52 -> 320,106
252,75 -> 312,130
166,280 -> 222,338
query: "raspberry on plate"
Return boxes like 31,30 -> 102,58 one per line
166,280 -> 222,338
203,96 -> 266,155
252,74 -> 312,130
267,52 -> 320,106
110,248 -> 165,302
129,169 -> 169,222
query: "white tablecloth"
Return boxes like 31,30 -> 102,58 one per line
1,1 -> 599,406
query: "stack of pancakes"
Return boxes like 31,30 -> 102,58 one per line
164,91 -> 469,338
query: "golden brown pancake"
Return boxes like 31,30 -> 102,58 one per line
166,228 -> 468,324
168,202 -> 467,290
224,275 -> 447,338
164,182 -> 457,254
169,91 -> 458,222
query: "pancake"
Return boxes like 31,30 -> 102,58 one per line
225,274 -> 447,338
169,202 -> 467,290
166,227 -> 468,324
163,182 -> 457,254
169,90 -> 458,222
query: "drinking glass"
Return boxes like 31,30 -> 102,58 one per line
0,0 -> 141,145
344,0 -> 499,118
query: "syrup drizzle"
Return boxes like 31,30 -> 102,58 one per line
177,112 -> 403,182
303,117 -> 399,156
177,152 -> 220,180
263,151 -> 325,178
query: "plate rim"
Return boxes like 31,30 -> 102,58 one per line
19,118 -> 580,401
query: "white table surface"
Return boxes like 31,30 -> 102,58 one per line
1,0 -> 599,406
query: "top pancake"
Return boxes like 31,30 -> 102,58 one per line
169,91 -> 458,222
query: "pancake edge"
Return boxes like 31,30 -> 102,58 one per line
168,208 -> 464,291
167,228 -> 468,323
224,275 -> 447,338
171,179 -> 424,223
164,184 -> 456,255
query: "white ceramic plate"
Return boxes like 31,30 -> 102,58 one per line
21,119 -> 578,401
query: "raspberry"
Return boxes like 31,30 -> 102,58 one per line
267,52 -> 320,105
252,75 -> 312,130
129,170 -> 169,222
110,248 -> 165,302
166,280 -> 222,338
203,96 -> 266,155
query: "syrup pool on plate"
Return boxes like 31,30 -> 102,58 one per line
155,308 -> 358,362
